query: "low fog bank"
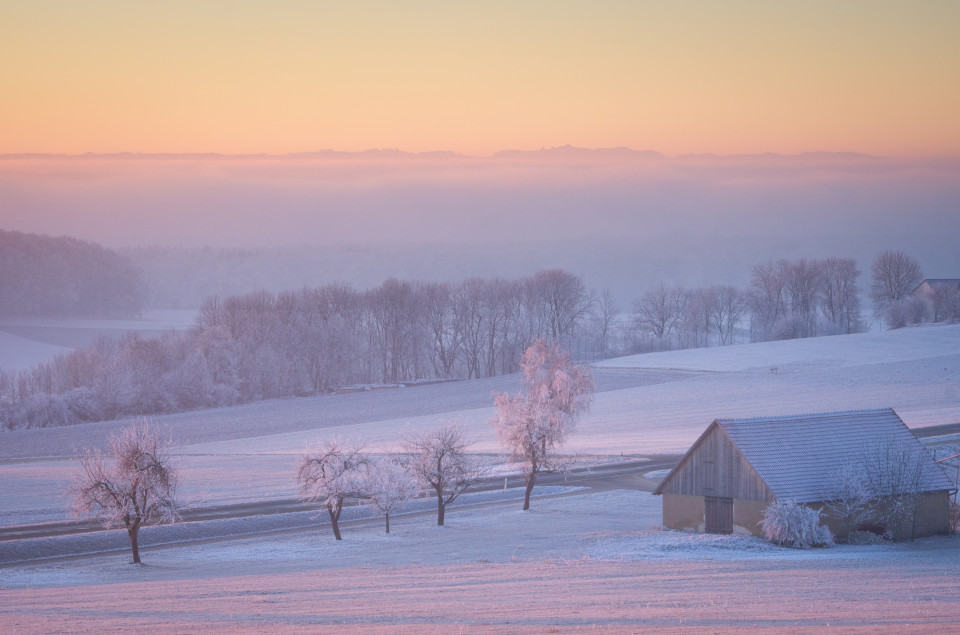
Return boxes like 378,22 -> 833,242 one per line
126,236 -> 945,312
2,151 -> 958,306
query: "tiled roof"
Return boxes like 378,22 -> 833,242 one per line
716,409 -> 954,502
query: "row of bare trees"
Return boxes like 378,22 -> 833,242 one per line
626,256 -> 864,350
747,257 -> 863,341
0,270 -> 599,429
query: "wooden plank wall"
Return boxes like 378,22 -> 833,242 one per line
660,424 -> 773,501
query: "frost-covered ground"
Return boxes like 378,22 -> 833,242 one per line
2,325 -> 960,631
3,490 -> 959,632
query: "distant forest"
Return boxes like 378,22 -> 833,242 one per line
0,230 -> 142,318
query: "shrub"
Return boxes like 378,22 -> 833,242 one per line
760,499 -> 833,548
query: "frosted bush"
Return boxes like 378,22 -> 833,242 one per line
760,499 -> 833,548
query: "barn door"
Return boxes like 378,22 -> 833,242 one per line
705,497 -> 733,534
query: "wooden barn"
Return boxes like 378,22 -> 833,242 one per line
654,409 -> 955,538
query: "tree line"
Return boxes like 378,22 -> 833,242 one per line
6,249 -> 947,431
625,256 -> 864,352
0,270 -> 597,429
0,230 -> 143,318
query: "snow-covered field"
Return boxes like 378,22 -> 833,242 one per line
3,490 -> 959,632
0,309 -> 197,370
2,324 -> 959,631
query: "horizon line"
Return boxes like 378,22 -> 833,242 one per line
0,146 -> 899,161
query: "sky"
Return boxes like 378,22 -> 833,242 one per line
2,1 -> 959,157
1,1 -> 958,291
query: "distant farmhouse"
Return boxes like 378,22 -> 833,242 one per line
654,409 -> 955,539
913,279 -> 960,323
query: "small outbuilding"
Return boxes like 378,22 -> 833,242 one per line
654,409 -> 955,538
913,278 -> 960,322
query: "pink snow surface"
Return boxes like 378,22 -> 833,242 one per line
3,490 -> 959,632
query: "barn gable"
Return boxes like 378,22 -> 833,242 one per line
653,422 -> 774,501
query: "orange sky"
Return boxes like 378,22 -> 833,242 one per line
2,1 -> 958,157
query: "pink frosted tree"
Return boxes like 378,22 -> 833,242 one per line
70,421 -> 180,564
491,339 -> 594,510
297,440 -> 369,540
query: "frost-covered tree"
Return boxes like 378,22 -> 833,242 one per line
526,269 -> 592,342
70,421 -> 180,564
823,462 -> 874,542
297,440 -> 369,540
871,250 -> 923,325
363,455 -> 418,533
402,423 -> 484,526
632,284 -> 686,349
710,285 -> 746,345
491,339 -> 594,511
747,259 -> 790,341
861,440 -> 934,541
760,499 -> 833,548
819,257 -> 862,334
884,295 -> 928,329
587,288 -> 619,358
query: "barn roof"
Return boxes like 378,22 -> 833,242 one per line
656,409 -> 954,502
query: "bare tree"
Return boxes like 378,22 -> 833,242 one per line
526,269 -> 591,342
748,259 -> 789,341
363,455 -> 418,534
871,250 -> 923,325
588,288 -> 619,359
491,339 -> 594,511
632,284 -> 685,349
819,257 -> 862,334
70,421 -> 180,564
296,440 -> 369,540
710,285 -> 746,345
785,258 -> 824,338
823,462 -> 874,543
676,288 -> 712,349
422,282 -> 461,377
402,423 -> 485,526
861,440 -> 936,541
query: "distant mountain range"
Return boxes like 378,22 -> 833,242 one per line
0,147 -> 882,161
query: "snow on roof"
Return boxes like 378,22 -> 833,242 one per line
715,408 -> 955,502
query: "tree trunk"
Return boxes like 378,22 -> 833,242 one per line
523,470 -> 537,511
127,524 -> 141,564
437,495 -> 445,526
385,512 -> 390,534
328,503 -> 343,541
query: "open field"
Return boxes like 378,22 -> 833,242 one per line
0,310 -> 198,370
1,324 -> 959,631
